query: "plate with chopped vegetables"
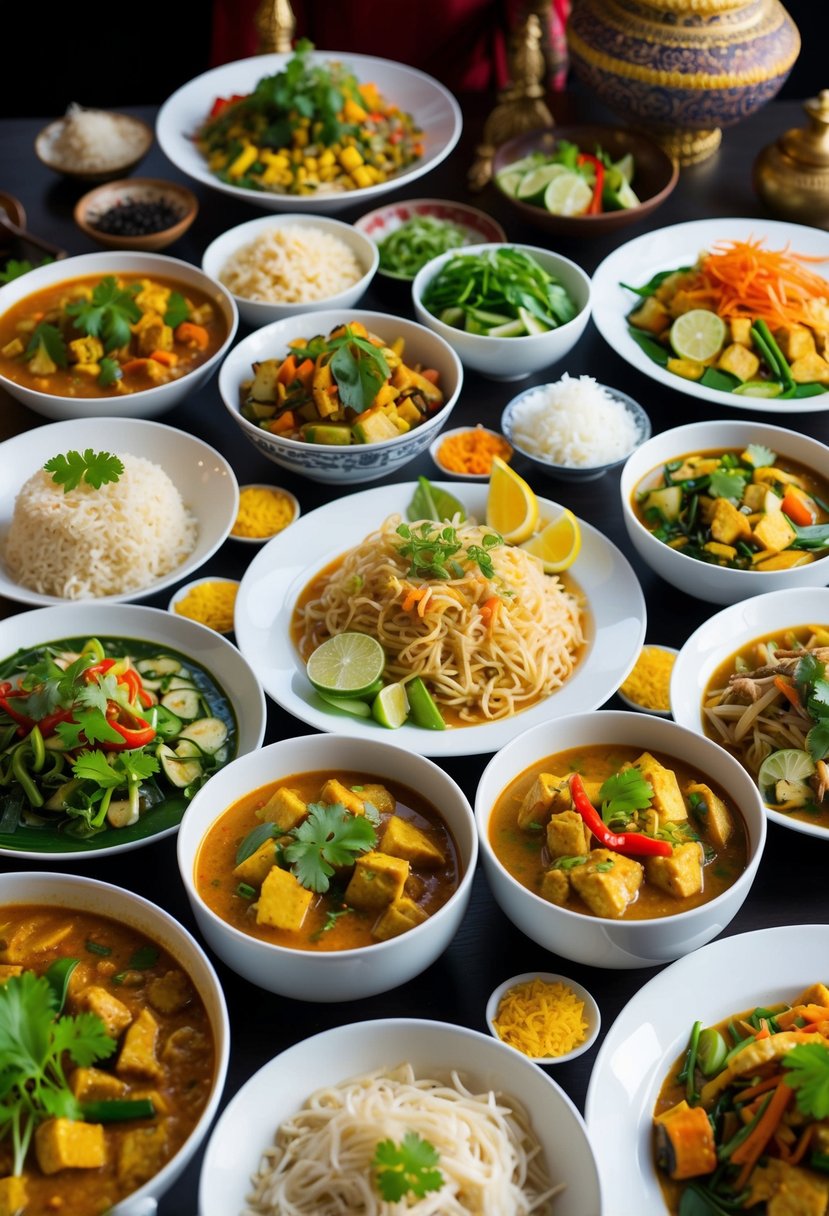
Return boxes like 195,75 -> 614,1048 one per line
156,43 -> 462,213
592,217 -> 829,412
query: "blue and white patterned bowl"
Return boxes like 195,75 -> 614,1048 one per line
218,308 -> 463,485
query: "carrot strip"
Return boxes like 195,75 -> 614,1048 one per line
402,587 -> 427,613
773,675 -> 802,709
480,596 -> 501,630
734,1073 -> 784,1104
688,238 -> 829,331
782,487 -> 815,527
787,1123 -> 815,1166
731,1080 -> 794,1190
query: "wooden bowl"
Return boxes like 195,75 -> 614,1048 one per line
493,124 -> 679,238
35,111 -> 153,183
74,178 -> 198,251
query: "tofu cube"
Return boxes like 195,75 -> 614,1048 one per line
795,982 -> 829,1008
256,866 -> 314,932
709,498 -> 752,546
717,343 -> 760,382
74,985 -> 133,1038
0,918 -> 74,962
135,284 -> 171,315
730,317 -> 754,346
319,778 -> 366,816
117,1123 -> 169,1193
752,510 -> 796,554
116,1008 -> 163,1081
35,1118 -> 106,1174
379,816 -> 444,867
359,783 -> 396,815
645,841 -> 704,898
256,786 -> 308,831
628,296 -> 671,334
70,1067 -> 127,1102
147,970 -> 192,1015
233,838 -> 277,887
372,896 -> 428,941
0,1177 -> 26,1216
517,772 -> 564,828
790,351 -> 829,385
570,849 -> 643,918
743,481 -> 771,511
546,810 -> 591,859
344,852 -> 409,911
774,325 -> 816,361
684,781 -> 733,848
631,753 -> 687,822
540,867 -> 571,906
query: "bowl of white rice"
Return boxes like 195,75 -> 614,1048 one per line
0,416 -> 239,607
501,375 -> 651,482
201,214 -> 379,329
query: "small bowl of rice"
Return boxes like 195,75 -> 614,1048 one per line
501,375 -> 651,482
201,214 -> 379,329
35,104 -> 153,182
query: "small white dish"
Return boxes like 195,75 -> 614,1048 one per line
169,577 -> 240,634
230,483 -> 300,544
428,425 -> 512,481
615,644 -> 678,717
486,971 -> 601,1064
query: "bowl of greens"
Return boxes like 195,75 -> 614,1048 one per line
354,199 -> 506,283
412,244 -> 591,381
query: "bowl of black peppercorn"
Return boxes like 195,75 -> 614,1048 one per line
74,178 -> 198,251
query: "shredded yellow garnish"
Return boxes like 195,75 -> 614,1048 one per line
492,978 -> 588,1058
232,486 -> 296,539
174,581 -> 238,633
619,645 -> 676,712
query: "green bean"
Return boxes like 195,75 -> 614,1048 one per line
28,724 -> 45,773
11,744 -> 43,808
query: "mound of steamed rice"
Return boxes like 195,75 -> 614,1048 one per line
3,453 -> 197,599
219,225 -> 365,304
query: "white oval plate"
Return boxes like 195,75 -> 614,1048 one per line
592,217 -> 829,414
233,481 -> 646,757
585,923 -> 829,1214
156,52 -> 462,214
671,585 -> 829,840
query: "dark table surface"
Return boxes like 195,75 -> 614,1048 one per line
2,94 -> 828,1214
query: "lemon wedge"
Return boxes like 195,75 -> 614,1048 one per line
521,509 -> 582,573
486,456 -> 539,544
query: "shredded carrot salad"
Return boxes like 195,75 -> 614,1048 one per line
677,238 -> 829,329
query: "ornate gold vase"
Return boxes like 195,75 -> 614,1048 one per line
754,91 -> 829,229
567,0 -> 800,165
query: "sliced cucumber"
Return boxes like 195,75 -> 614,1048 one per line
178,717 -> 229,755
518,306 -> 550,336
137,657 -> 181,677
158,741 -> 203,789
439,306 -> 465,327
165,676 -> 198,692
161,688 -> 201,720
150,704 -> 183,740
487,318 -> 526,338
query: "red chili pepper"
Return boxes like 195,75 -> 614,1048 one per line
0,691 -> 35,730
83,658 -> 117,682
208,93 -> 248,120
576,153 -> 605,215
37,707 -> 76,737
102,706 -> 156,751
568,773 -> 672,858
118,668 -> 143,705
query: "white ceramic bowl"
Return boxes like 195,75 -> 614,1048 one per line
156,51 -> 462,214
0,870 -> 229,1216
620,419 -> 829,605
201,214 -> 379,328
485,971 -> 601,1064
198,1017 -> 602,1216
428,424 -> 512,480
615,643 -> 678,718
0,251 -> 237,421
230,483 -> 300,544
474,710 -> 766,969
0,417 -> 239,608
177,733 -> 477,1002
0,602 -> 266,859
671,586 -> 829,840
412,243 -> 591,381
168,577 -> 240,634
218,308 -> 463,485
354,197 -> 507,281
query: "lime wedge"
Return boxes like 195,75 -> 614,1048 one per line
496,170 -> 523,198
615,152 -> 635,184
543,172 -> 593,217
406,677 -> 446,730
306,633 -> 385,697
669,310 -> 727,363
316,690 -> 373,718
372,682 -> 410,729
757,748 -> 815,790
516,163 -> 570,201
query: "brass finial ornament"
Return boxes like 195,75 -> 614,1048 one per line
255,0 -> 296,53
468,12 -> 555,192
754,91 -> 829,229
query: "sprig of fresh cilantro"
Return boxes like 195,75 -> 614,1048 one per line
709,468 -> 750,502
43,449 -> 124,494
395,522 -> 503,581
283,801 -> 376,893
65,275 -> 141,352
783,1041 -> 829,1118
744,443 -> 776,469
372,1132 -> 443,1202
25,322 -> 67,367
599,768 -> 654,827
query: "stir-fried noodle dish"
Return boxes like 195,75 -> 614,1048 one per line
245,1063 -> 562,1215
296,514 -> 585,724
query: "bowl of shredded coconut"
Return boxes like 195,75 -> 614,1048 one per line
501,375 -> 651,481
202,214 -> 378,328
35,104 -> 153,182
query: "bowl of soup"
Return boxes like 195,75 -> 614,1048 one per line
475,710 -> 766,969
177,733 -> 477,1001
620,420 -> 829,605
0,251 -> 238,421
0,869 -> 229,1216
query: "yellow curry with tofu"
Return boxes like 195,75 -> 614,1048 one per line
195,770 -> 460,950
0,273 -> 227,398
654,984 -> 829,1215
0,905 -> 214,1216
633,446 -> 829,571
489,745 -> 748,921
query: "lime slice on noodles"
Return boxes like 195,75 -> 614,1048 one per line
372,682 -> 410,729
306,633 -> 385,697
543,172 -> 594,217
669,310 -> 727,363
757,749 -> 815,792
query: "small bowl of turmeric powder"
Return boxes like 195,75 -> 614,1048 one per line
616,644 -> 678,718
486,971 -> 601,1065
169,577 -> 240,635
230,484 -> 300,544
429,425 -> 513,480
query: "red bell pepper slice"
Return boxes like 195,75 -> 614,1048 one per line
576,153 -> 605,215
568,773 -> 672,858
102,704 -> 156,751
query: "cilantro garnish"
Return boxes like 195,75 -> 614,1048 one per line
98,356 -> 123,388
783,1041 -> 829,1118
599,769 -> 653,827
709,468 -> 750,502
0,257 -> 52,284
373,1132 -> 443,1202
163,291 -> 189,329
283,801 -> 376,893
43,449 -> 124,493
395,522 -> 503,581
25,322 -> 67,368
744,443 -> 776,469
65,275 -> 141,351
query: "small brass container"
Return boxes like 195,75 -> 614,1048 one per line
754,91 -> 829,228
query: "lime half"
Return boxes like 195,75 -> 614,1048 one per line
543,172 -> 593,217
757,748 -> 815,791
372,682 -> 410,729
669,310 -> 727,363
306,633 -> 385,697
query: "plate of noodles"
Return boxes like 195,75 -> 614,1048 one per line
234,480 -> 646,757
199,1017 -> 602,1216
